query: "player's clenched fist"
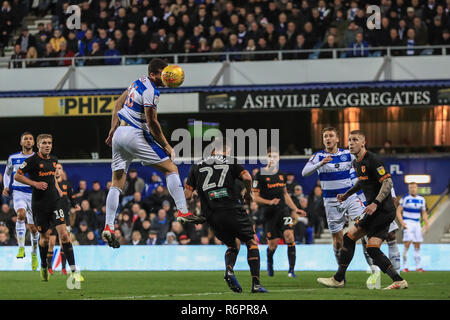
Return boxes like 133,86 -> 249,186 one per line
337,193 -> 348,202
34,181 -> 48,190
269,198 -> 280,205
320,155 -> 333,166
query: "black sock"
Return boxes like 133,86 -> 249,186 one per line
39,244 -> 49,268
46,251 -> 53,269
62,242 -> 76,271
247,245 -> 260,285
366,246 -> 403,282
267,248 -> 275,265
60,251 -> 66,269
287,242 -> 296,271
334,233 -> 356,282
225,247 -> 239,272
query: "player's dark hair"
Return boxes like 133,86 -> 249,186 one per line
36,133 -> 52,144
322,127 -> 339,135
148,58 -> 168,75
349,130 -> 365,138
20,131 -> 34,141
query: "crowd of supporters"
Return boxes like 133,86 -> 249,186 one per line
0,167 -> 328,246
3,0 -> 450,68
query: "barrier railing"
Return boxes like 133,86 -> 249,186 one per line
1,44 -> 449,68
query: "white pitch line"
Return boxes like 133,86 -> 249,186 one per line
84,288 -> 320,300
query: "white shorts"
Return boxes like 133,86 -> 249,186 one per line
12,190 -> 34,225
402,219 -> 423,243
325,194 -> 365,234
388,220 -> 399,233
111,126 -> 169,173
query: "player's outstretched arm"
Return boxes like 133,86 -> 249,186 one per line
422,208 -> 429,232
241,171 -> 253,204
375,177 -> 393,204
339,180 -> 362,201
396,204 -> 406,228
283,187 -> 306,216
2,158 -> 12,196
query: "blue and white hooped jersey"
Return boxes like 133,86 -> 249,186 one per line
3,151 -> 35,193
400,194 -> 426,222
306,148 -> 361,205
118,76 -> 160,131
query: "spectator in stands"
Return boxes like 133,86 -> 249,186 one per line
115,228 -> 129,245
118,210 -> 133,242
73,180 -> 88,204
342,20 -> 363,48
413,17 -> 429,46
388,28 -> 404,56
0,204 -> 15,234
319,34 -> 339,59
16,27 -> 36,54
56,41 -> 74,67
404,28 -> 417,55
73,200 -> 96,233
186,222 -> 208,245
49,29 -> 66,53
226,33 -> 241,61
104,39 -> 121,65
95,205 -> 107,234
164,231 -> 179,245
145,38 -> 164,61
429,16 -> 445,46
0,230 -> 16,246
97,28 -> 110,51
146,228 -> 162,245
131,230 -> 145,245
152,209 -> 170,241
291,185 -> 305,207
294,197 -> 311,244
347,32 -> 369,57
275,34 -> 289,59
380,139 -> 397,154
209,37 -> 225,61
122,169 -> 145,207
242,38 -> 257,61
308,185 -> 326,238
88,181 -> 106,211
179,234 -> 190,245
9,44 -> 24,68
75,220 -> 91,245
170,221 -> 184,241
285,173 -> 300,196
143,185 -> 171,214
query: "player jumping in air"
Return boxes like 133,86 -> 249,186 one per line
253,148 -> 306,278
397,182 -> 429,272
3,132 -> 39,270
317,130 -> 407,290
14,134 -> 84,282
47,163 -> 81,275
184,140 -> 267,293
302,127 -> 401,286
103,58 -> 203,248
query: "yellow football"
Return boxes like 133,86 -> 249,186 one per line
161,65 -> 185,88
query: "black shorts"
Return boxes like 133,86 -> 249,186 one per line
356,208 -> 396,239
262,205 -> 294,240
32,202 -> 66,234
206,208 -> 255,247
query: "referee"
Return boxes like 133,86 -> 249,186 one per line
317,130 -> 407,290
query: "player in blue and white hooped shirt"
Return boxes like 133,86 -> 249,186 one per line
396,182 -> 429,272
2,132 -> 40,270
102,59 -> 203,248
302,128 -> 367,266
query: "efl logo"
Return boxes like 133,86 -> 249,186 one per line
366,5 -> 381,30
66,5 -> 81,30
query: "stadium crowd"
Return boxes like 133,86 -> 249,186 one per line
0,167 -> 326,246
3,0 -> 450,68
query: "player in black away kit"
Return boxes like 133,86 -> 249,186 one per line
184,141 -> 267,293
252,148 -> 306,278
14,134 -> 84,282
318,130 -> 407,290
47,163 -> 81,275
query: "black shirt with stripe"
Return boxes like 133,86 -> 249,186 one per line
252,168 -> 287,207
186,156 -> 247,215
353,150 -> 395,212
18,153 -> 59,206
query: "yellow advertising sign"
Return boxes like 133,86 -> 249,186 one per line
44,95 -> 120,116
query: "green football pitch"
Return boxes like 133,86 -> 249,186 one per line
1,271 -> 449,300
